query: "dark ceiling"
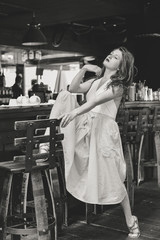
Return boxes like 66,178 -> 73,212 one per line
0,0 -> 160,61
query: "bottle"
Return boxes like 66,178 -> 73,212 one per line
128,84 -> 136,101
148,88 -> 153,101
144,86 -> 148,101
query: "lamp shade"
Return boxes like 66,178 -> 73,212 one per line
22,15 -> 47,46
22,25 -> 47,46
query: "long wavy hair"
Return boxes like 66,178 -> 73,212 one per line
99,46 -> 135,89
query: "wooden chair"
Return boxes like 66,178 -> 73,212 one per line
36,114 -> 68,227
152,106 -> 160,187
36,115 -> 94,226
141,106 -> 160,187
0,118 -> 63,240
118,109 -> 147,208
121,106 -> 160,189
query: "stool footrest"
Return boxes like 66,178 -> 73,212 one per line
6,221 -> 55,235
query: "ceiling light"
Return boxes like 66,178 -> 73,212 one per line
22,12 -> 47,46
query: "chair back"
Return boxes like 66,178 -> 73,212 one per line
117,109 -> 146,144
14,118 -> 63,172
152,106 -> 160,132
117,109 -> 149,185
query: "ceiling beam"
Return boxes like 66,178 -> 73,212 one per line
0,0 -> 141,29
0,1 -> 32,11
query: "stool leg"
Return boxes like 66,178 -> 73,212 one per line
57,156 -> 68,226
49,168 -> 63,233
154,132 -> 160,187
124,143 -> 134,209
86,203 -> 104,224
45,169 -> 57,240
31,170 -> 50,240
21,173 -> 30,215
0,172 -> 13,240
85,203 -> 95,224
137,135 -> 144,186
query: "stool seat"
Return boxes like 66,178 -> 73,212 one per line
0,160 -> 48,172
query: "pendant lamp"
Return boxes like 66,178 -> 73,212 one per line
22,12 -> 47,46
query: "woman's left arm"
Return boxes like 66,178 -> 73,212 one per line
59,85 -> 123,128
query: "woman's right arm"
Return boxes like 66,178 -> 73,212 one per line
69,64 -> 101,93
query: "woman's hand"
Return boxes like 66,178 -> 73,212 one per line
82,64 -> 101,76
58,109 -> 78,128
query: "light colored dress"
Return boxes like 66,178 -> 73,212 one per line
48,78 -> 127,205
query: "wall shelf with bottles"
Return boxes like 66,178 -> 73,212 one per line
0,87 -> 13,105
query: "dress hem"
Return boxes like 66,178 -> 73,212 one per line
67,188 -> 125,205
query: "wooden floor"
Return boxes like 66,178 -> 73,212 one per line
1,180 -> 160,240
57,180 -> 160,240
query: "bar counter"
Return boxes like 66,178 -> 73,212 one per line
125,100 -> 160,109
0,100 -> 159,159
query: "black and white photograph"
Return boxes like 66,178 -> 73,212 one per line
0,1 -> 160,239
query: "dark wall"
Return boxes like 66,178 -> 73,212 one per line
131,38 -> 160,91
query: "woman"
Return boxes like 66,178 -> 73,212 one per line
41,46 -> 140,238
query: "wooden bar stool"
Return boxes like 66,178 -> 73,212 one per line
152,106 -> 160,187
141,106 -> 160,187
36,114 -> 68,227
119,109 -> 146,208
0,118 -> 63,240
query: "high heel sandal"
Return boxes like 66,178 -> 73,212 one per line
128,216 -> 140,238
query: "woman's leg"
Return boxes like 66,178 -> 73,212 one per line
121,192 -> 140,237
120,192 -> 133,226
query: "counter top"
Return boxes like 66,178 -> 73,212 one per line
125,100 -> 160,108
0,102 -> 53,109
0,103 -> 53,117
0,100 -> 159,114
